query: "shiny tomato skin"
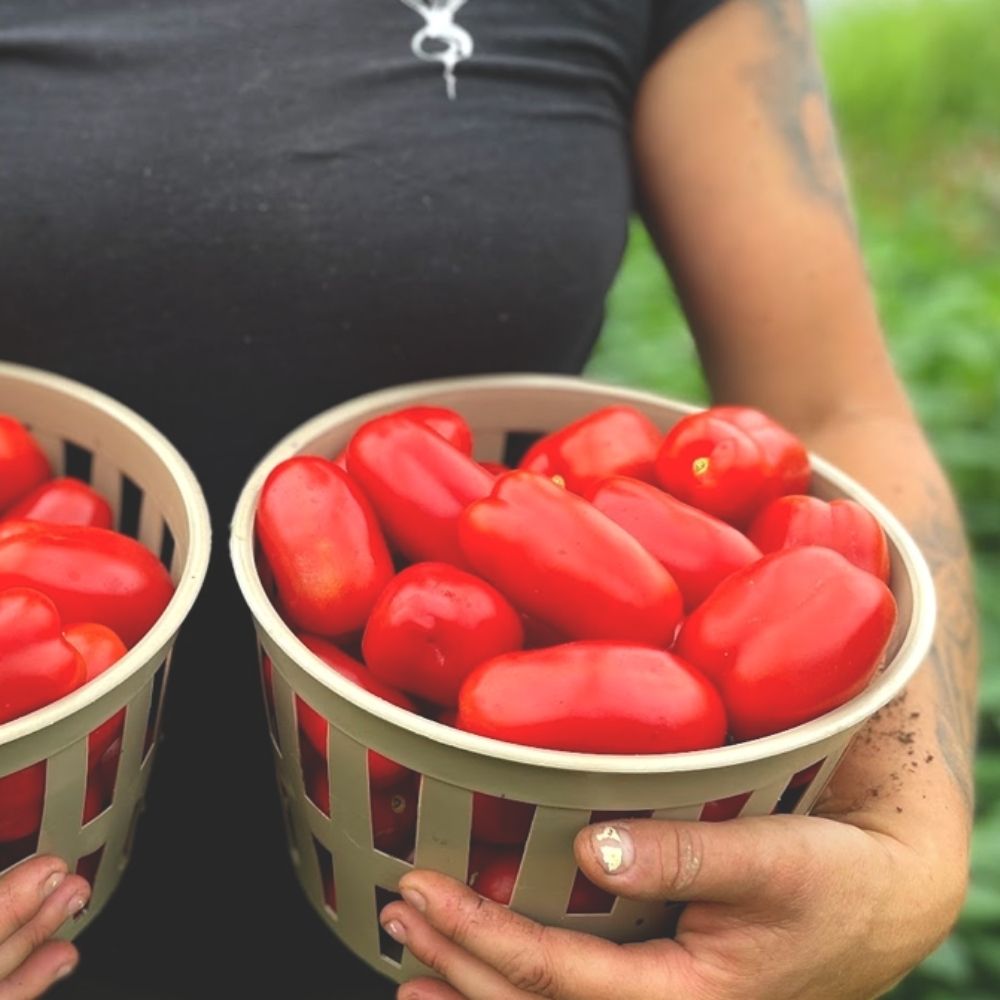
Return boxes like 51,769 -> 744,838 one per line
363,562 -> 524,707
675,546 -> 897,741
255,456 -> 394,637
4,477 -> 113,530
0,416 -> 50,512
0,764 -> 46,842
748,494 -> 891,582
0,523 -> 175,648
346,416 -> 494,567
459,472 -> 682,646
518,406 -> 662,497
458,642 -> 727,754
63,622 -> 128,767
655,406 -> 810,526
590,476 -> 762,611
0,587 -> 86,724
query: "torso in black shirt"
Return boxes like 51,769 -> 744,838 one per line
0,2 -> 722,995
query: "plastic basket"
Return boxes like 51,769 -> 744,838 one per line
0,362 -> 211,937
229,374 -> 935,985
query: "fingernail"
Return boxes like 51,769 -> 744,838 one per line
400,885 -> 427,913
66,894 -> 88,916
592,824 -> 634,875
382,918 -> 407,944
40,871 -> 66,899
55,961 -> 77,981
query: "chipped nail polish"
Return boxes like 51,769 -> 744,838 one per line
383,919 -> 407,944
592,825 -> 634,875
40,871 -> 66,899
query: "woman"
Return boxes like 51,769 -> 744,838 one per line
0,1 -> 977,997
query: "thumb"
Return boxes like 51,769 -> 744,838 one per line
573,814 -> 826,908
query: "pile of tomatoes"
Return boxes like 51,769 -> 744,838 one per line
255,401 -> 898,908
0,415 -> 175,854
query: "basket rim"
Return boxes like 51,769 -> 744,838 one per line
229,373 -> 937,776
0,361 -> 212,747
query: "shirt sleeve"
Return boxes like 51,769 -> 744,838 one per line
648,0 -> 730,59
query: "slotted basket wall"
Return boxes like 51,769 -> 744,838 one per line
0,362 -> 211,937
230,374 -> 935,985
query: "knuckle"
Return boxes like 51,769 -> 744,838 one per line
502,927 -> 558,997
659,824 -> 706,897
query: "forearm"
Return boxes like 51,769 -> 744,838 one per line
801,411 -> 978,836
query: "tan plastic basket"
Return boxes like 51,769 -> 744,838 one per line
230,374 -> 935,985
0,362 -> 211,937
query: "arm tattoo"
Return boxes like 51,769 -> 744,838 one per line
909,477 -> 980,809
746,0 -> 857,234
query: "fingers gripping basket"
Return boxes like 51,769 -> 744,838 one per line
0,363 -> 210,936
230,374 -> 935,985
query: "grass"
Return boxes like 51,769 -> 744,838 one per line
587,1 -> 1000,995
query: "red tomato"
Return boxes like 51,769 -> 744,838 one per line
676,546 -> 897,741
334,405 -> 474,467
63,623 -> 128,766
590,476 -> 762,610
518,406 -> 662,497
256,457 -> 394,637
0,587 -> 86,724
346,415 -> 494,567
568,870 -> 615,913
655,406 -> 810,526
468,848 -> 521,905
0,416 -> 50,512
0,523 -> 175,648
459,472 -> 682,646
4,477 -> 113,530
363,562 -> 524,707
748,495 -> 891,582
458,642 -> 727,754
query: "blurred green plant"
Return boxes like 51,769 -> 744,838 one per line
588,1 -> 999,996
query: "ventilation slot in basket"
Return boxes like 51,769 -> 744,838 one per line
158,523 -> 176,576
143,663 -> 168,762
76,847 -> 104,891
373,778 -> 419,860
773,760 -> 826,815
376,887 -> 404,964
467,844 -> 524,907
118,474 -> 143,539
314,839 -> 337,914
63,440 -> 94,482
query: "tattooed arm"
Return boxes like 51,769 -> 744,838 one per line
380,3 -> 977,997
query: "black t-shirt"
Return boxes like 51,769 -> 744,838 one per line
0,2 -> 725,996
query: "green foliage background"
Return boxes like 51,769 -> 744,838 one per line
587,1 -> 1000,995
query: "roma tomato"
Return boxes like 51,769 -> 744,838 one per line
363,562 -> 524,707
459,472 -> 682,646
518,406 -> 662,497
333,405 -> 474,466
590,476 -> 762,610
63,622 -> 128,766
675,546 -> 897,741
458,642 -> 726,754
4,477 -> 113,530
346,415 -> 494,566
271,635 -> 416,790
0,416 -> 50,512
0,587 -> 86,724
0,523 -> 175,648
255,456 -> 394,637
748,494 -> 891,582
655,406 -> 810,526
